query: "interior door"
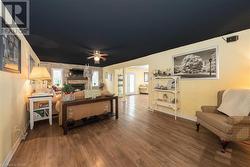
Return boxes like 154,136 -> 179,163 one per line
127,73 -> 136,95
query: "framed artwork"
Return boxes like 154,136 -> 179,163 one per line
0,21 -> 21,73
173,47 -> 218,79
28,55 -> 35,79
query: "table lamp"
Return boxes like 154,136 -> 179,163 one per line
30,66 -> 51,80
30,66 -> 51,95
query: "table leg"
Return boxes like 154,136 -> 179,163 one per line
62,105 -> 68,135
115,97 -> 118,119
30,100 -> 34,130
49,99 -> 52,125
63,122 -> 68,135
110,99 -> 114,115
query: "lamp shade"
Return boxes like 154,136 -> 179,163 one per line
30,66 -> 51,80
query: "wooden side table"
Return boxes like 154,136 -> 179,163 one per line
29,95 -> 53,129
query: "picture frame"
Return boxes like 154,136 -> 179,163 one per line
0,21 -> 21,73
173,46 -> 218,79
28,55 -> 35,79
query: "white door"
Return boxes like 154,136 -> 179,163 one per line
127,73 -> 136,95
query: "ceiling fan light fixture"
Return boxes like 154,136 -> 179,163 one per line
94,50 -> 100,54
94,56 -> 100,64
87,50 -> 107,64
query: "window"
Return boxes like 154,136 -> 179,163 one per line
92,71 -> 99,87
144,72 -> 149,82
52,69 -> 63,87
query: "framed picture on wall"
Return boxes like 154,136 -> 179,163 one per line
28,55 -> 35,79
173,47 -> 218,79
0,21 -> 21,73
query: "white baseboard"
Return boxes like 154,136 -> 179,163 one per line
180,113 -> 197,122
2,136 -> 22,167
152,108 -> 197,122
2,123 -> 28,167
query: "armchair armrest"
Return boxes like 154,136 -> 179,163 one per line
226,116 -> 250,125
201,106 -> 218,113
55,100 -> 62,113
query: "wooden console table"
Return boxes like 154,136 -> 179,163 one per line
62,96 -> 118,134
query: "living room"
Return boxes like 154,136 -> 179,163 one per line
1,1 -> 250,167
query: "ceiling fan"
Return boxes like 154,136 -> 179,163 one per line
87,50 -> 108,64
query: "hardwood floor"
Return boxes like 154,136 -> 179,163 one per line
9,95 -> 250,167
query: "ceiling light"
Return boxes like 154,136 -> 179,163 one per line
94,56 -> 100,64
95,50 -> 100,54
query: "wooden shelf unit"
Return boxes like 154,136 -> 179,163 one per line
152,75 -> 180,120
118,74 -> 124,97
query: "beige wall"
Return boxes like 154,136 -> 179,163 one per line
104,29 -> 250,119
0,1 -> 40,165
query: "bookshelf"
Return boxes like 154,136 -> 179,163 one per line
118,74 -> 124,97
152,76 -> 180,120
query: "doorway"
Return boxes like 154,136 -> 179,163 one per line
126,73 -> 136,95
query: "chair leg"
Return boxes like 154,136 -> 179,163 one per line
221,140 -> 229,153
196,122 -> 200,132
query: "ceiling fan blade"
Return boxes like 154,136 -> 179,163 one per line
100,57 -> 106,61
87,56 -> 94,59
100,54 -> 108,56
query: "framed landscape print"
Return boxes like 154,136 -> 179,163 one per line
173,47 -> 218,79
0,21 -> 21,73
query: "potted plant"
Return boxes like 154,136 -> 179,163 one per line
62,84 -> 75,101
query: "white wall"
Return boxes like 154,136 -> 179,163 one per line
0,1 -> 40,165
104,29 -> 250,119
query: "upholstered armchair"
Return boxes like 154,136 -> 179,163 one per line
196,90 -> 250,152
139,84 -> 148,94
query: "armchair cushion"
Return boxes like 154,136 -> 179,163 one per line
201,106 -> 218,113
226,116 -> 250,125
196,111 -> 233,134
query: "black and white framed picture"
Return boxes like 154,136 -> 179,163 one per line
0,21 -> 21,73
173,47 -> 218,79
28,55 -> 35,78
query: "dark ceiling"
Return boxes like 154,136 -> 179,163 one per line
26,0 -> 250,67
